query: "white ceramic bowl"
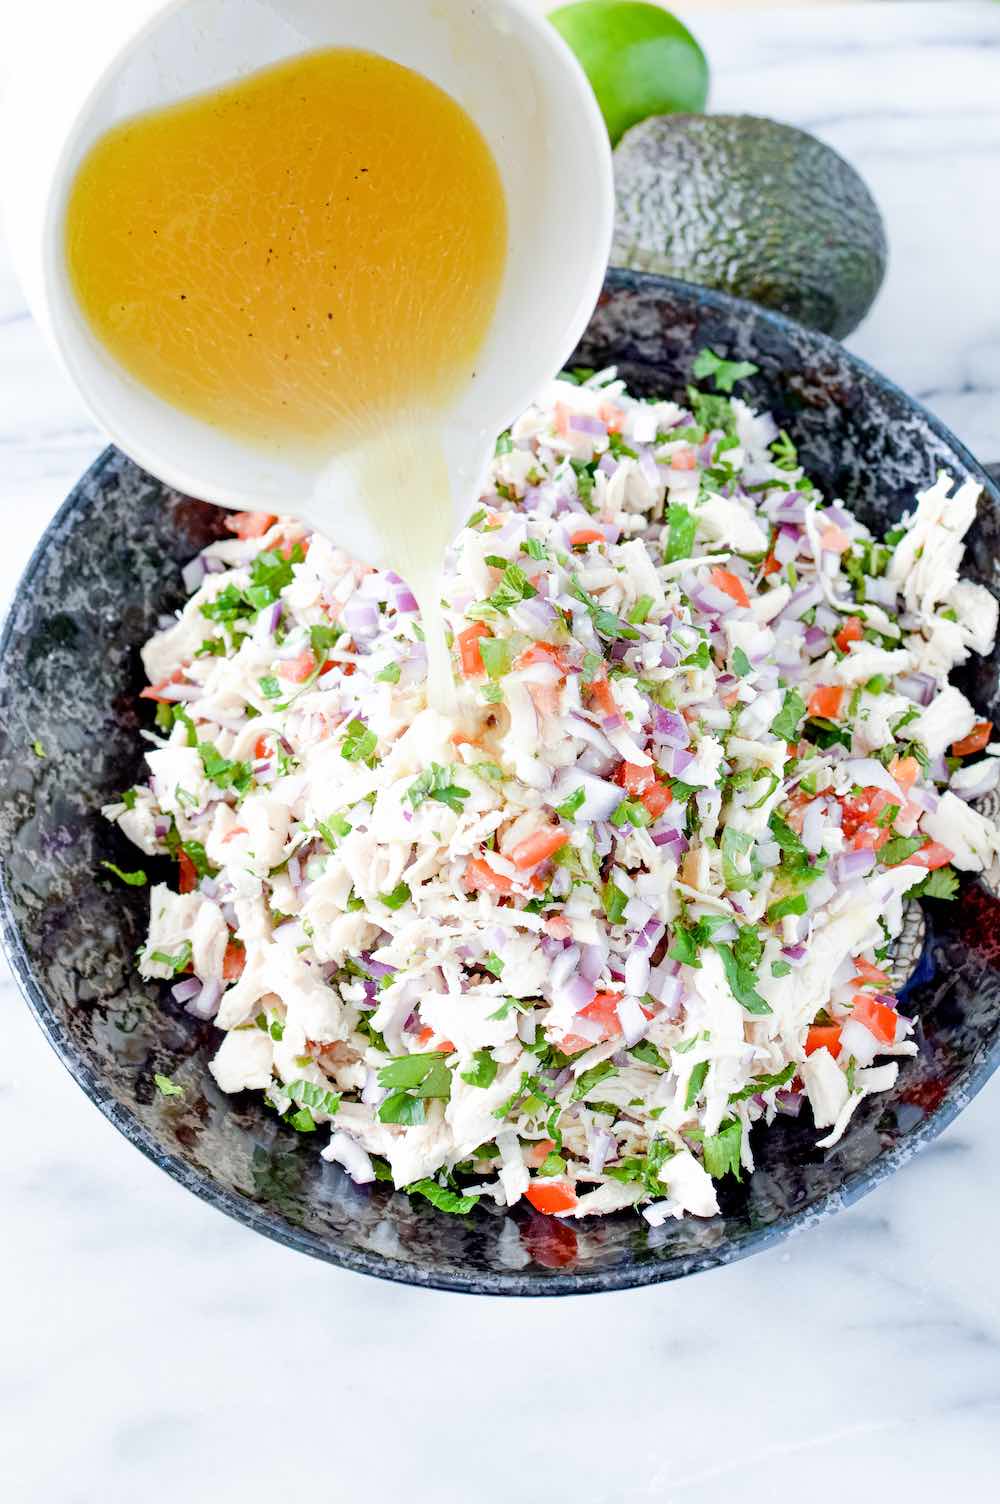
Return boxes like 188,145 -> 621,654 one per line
1,0 -> 613,557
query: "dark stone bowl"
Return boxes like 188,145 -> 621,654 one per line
3,269 -> 1000,1295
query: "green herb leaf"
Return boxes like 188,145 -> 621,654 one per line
406,1177 -> 480,1214
664,503 -> 699,565
555,786 -> 586,821
767,892 -> 807,922
148,941 -> 193,975
379,882 -> 412,911
713,942 -> 772,1014
571,1061 -> 616,1102
728,1063 -> 796,1103
601,879 -> 628,925
153,1073 -> 184,1098
909,865 -> 960,900
100,861 -> 148,886
341,718 -> 378,765
684,1059 -> 710,1109
700,1117 -> 744,1180
880,835 -> 927,867
771,689 -> 807,742
732,646 -> 752,678
407,762 -> 470,814
460,1050 -> 498,1088
375,661 -> 401,684
286,1079 -> 341,1117
692,347 -> 759,394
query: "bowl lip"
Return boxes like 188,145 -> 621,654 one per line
3,267 -> 1000,1296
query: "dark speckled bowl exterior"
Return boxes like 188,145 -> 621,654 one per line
3,270 -> 1000,1295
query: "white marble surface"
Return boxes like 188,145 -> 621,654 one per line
2,4 -> 1000,1498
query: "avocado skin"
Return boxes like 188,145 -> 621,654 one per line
612,114 -> 888,340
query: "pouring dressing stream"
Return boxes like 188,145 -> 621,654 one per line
65,46 -> 508,715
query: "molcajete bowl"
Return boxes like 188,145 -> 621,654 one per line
3,269 -> 1000,1294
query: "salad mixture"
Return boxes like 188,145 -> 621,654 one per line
105,353 -> 1000,1225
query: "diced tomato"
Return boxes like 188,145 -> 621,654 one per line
586,676 -> 618,719
465,857 -> 514,897
819,524 -> 851,554
762,549 -> 781,577
527,682 -> 562,719
140,669 -> 185,703
524,1181 -> 578,1215
598,402 -> 623,433
509,826 -> 569,870
951,722 -> 993,757
670,447 -> 697,471
569,527 -> 606,547
222,940 -> 245,981
254,735 -> 271,760
554,400 -> 571,436
224,511 -> 277,540
888,754 -> 919,793
641,782 -> 673,819
524,1139 -> 556,1169
808,685 -> 845,719
278,649 -> 316,682
853,957 -> 891,989
415,1026 -> 455,1052
709,566 -> 750,609
851,825 -> 892,853
177,849 -> 198,894
515,642 -> 569,673
544,915 -> 572,940
834,615 -> 864,653
457,622 -> 491,678
841,785 -> 897,842
805,1024 -> 842,1060
851,992 -> 898,1045
580,990 -> 624,1036
906,840 -> 954,871
615,761 -> 656,795
221,825 -> 248,844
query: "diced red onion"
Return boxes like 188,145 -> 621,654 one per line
171,977 -> 202,1004
344,598 -> 380,637
549,944 -> 582,993
775,1090 -> 803,1116
653,707 -> 689,747
587,1124 -> 616,1176
773,528 -> 799,566
801,799 -> 826,855
565,946 -> 602,993
181,556 -> 207,594
186,978 -> 222,1020
778,582 -> 824,622
895,672 -> 936,707
569,414 -> 607,437
617,991 -> 648,1045
517,1010 -> 537,1046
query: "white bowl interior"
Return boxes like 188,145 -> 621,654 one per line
40,0 -> 613,534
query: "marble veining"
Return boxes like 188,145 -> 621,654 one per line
2,4 -> 1000,1498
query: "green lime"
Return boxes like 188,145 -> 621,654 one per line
550,1 -> 709,146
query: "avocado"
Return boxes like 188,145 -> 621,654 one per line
611,114 -> 887,339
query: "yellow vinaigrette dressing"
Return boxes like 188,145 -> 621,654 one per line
65,47 -> 508,712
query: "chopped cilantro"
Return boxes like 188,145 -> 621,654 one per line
732,646 -> 752,678
555,786 -> 586,821
379,882 -> 412,911
341,719 -> 377,765
258,674 -> 282,700
153,1073 -> 184,1099
699,1117 -> 743,1181
767,892 -> 807,922
375,661 -> 401,684
407,762 -> 470,814
601,879 -> 628,925
148,941 -> 192,975
684,1059 -> 710,1109
482,952 -> 504,978
406,1178 -> 480,1215
100,861 -> 147,886
713,942 -> 771,1014
479,637 -> 511,679
771,688 -> 807,742
729,1062 -> 796,1102
571,1061 -> 616,1102
664,504 -> 697,564
460,1050 -> 498,1089
692,347 -> 759,394
286,1079 -> 341,1117
910,865 -> 959,900
880,835 -> 927,866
